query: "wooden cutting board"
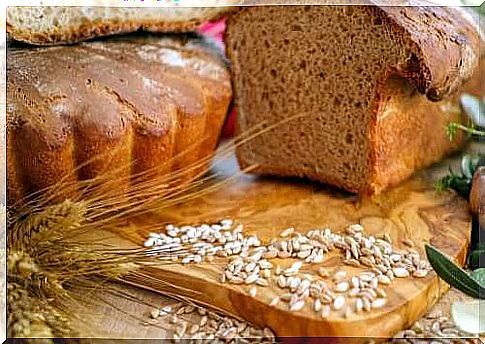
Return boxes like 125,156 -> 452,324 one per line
103,154 -> 471,341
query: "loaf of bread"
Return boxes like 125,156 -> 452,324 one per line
225,4 -> 483,194
7,5 -> 236,45
7,35 -> 232,206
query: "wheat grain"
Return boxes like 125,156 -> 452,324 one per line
313,299 -> 322,312
334,281 -> 349,293
280,228 -> 295,238
413,270 -> 428,278
371,298 -> 387,309
321,305 -> 331,318
354,298 -> 364,313
289,277 -> 301,292
150,309 -> 160,319
280,293 -> 293,302
392,268 -> 410,278
318,267 -> 330,278
276,275 -> 286,289
333,296 -> 346,310
269,296 -> 280,306
289,299 -> 305,312
262,269 -> 271,279
297,279 -> 311,295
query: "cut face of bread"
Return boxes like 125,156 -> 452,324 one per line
225,5 -> 481,194
7,4 -> 237,45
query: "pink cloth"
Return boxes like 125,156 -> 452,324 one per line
198,18 -> 227,48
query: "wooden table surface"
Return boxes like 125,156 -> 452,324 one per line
69,143 -> 483,341
71,283 -> 476,341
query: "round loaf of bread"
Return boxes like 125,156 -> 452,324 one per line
7,34 -> 232,207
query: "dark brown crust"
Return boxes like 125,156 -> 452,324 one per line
376,4 -> 480,101
7,36 -> 232,207
7,8 -> 235,46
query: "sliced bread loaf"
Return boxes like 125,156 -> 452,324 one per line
225,4 -> 482,194
7,4 -> 236,45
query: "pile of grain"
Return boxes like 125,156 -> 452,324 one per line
148,302 -> 275,343
144,220 -> 431,319
147,301 -> 474,344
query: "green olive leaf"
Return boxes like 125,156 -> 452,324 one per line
425,244 -> 485,299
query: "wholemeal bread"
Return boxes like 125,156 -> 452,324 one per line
7,5 -> 237,45
225,4 -> 483,194
7,34 -> 232,207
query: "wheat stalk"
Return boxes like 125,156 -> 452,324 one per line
6,115 -> 304,340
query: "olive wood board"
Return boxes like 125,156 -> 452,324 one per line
99,153 -> 471,341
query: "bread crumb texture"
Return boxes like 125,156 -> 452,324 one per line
225,5 -> 480,194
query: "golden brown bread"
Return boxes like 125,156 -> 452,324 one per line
6,5 -> 237,45
226,5 -> 483,194
7,35 -> 232,207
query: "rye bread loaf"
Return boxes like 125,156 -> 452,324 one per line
7,5 -> 236,45
225,4 -> 483,194
7,34 -> 232,207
